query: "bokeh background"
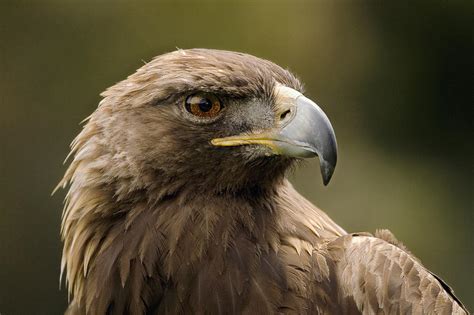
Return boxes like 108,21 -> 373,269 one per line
0,0 -> 472,313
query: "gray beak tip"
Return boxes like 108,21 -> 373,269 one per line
320,159 -> 336,186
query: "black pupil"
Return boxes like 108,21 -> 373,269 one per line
198,98 -> 213,112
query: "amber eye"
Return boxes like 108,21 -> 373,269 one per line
185,93 -> 222,118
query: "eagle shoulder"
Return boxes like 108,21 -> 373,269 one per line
327,232 -> 468,314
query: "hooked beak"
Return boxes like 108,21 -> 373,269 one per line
211,85 -> 338,185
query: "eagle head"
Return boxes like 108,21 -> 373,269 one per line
70,49 -> 336,201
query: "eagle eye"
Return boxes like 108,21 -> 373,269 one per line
185,93 -> 222,118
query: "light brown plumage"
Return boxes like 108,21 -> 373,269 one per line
58,49 -> 467,314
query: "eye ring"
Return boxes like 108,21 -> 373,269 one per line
184,93 -> 223,118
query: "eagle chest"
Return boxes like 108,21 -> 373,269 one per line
154,212 -> 328,314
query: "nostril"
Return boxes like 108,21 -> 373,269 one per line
280,109 -> 291,121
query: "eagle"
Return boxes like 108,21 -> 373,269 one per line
57,49 -> 467,314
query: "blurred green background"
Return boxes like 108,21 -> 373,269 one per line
0,0 -> 472,313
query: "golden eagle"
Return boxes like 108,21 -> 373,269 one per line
58,49 -> 467,314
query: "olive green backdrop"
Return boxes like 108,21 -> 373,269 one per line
0,0 -> 472,313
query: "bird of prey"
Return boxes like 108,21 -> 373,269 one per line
57,49 -> 467,314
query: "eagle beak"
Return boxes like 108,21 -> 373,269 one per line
211,85 -> 338,185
